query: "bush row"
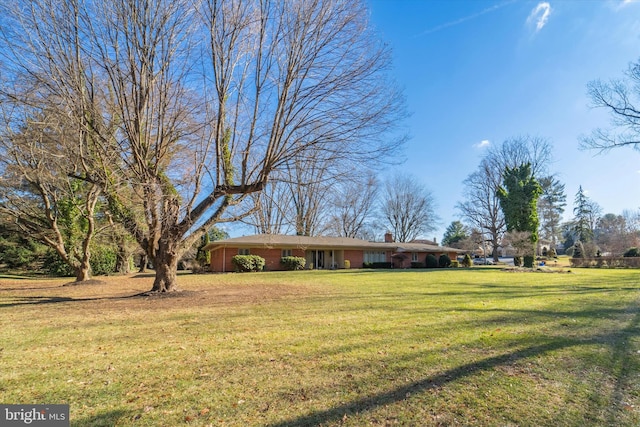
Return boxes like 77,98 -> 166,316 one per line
417,254 -> 453,269
569,257 -> 640,268
363,262 -> 392,269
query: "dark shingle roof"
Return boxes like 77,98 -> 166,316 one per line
204,234 -> 460,253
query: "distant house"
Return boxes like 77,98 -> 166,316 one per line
204,233 -> 461,272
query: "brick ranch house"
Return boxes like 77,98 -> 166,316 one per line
204,233 -> 461,272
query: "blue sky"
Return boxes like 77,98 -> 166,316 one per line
367,0 -> 640,241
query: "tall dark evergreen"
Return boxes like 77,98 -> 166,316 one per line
537,176 -> 567,248
572,186 -> 595,243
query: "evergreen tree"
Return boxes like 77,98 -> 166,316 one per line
441,221 -> 469,247
537,176 -> 566,248
572,186 -> 599,243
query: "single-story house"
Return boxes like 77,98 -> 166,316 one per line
204,233 -> 461,272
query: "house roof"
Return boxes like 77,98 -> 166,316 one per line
204,234 -> 461,253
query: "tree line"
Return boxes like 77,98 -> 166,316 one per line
444,51 -> 640,262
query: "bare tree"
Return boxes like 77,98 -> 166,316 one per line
380,174 -> 438,243
486,136 -> 553,178
502,231 -> 534,260
623,209 -> 640,250
457,159 -> 505,261
328,172 -> 378,239
582,59 -> 640,152
0,0 -> 404,291
284,157 -> 333,237
244,177 -> 291,235
595,213 -> 628,256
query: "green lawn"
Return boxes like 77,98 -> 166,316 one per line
1,268 -> 639,426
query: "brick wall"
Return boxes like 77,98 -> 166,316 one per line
344,250 -> 364,268
210,247 -> 306,272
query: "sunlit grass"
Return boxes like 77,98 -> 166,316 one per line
1,268 -> 639,426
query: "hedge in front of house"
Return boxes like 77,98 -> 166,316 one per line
438,254 -> 452,268
425,254 -> 439,268
281,256 -> 306,270
363,262 -> 392,269
232,255 -> 265,272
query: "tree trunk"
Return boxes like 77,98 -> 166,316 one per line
74,262 -> 91,282
115,248 -> 131,274
490,232 -> 501,262
138,253 -> 148,273
150,242 -> 179,292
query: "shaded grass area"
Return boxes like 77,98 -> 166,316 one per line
0,269 -> 639,426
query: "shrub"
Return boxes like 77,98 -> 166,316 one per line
513,256 -> 522,267
547,247 -> 557,258
0,241 -> 36,269
450,260 -> 459,268
90,246 -> 117,276
344,260 -> 350,269
523,255 -> 534,268
42,250 -> 75,277
363,262 -> 392,269
411,262 -> 424,268
572,241 -> 585,258
624,247 -> 640,257
425,254 -> 439,268
231,255 -> 265,272
438,254 -> 452,268
462,254 -> 472,267
280,256 -> 306,270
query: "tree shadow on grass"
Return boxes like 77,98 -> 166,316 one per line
268,304 -> 640,427
0,296 -> 87,308
0,289 -> 205,308
71,409 -> 134,427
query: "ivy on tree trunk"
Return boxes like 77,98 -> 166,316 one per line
497,163 -> 543,255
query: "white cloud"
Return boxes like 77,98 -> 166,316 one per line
417,0 -> 516,37
617,0 -> 639,9
527,2 -> 552,32
474,139 -> 491,149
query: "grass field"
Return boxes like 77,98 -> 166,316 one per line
1,267 -> 639,426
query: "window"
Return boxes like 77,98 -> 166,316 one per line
238,248 -> 250,255
282,249 -> 292,257
412,252 -> 418,262
364,251 -> 386,263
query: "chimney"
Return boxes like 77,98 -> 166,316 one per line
384,232 -> 394,243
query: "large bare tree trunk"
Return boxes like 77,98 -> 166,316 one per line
74,263 -> 91,283
151,240 -> 179,292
